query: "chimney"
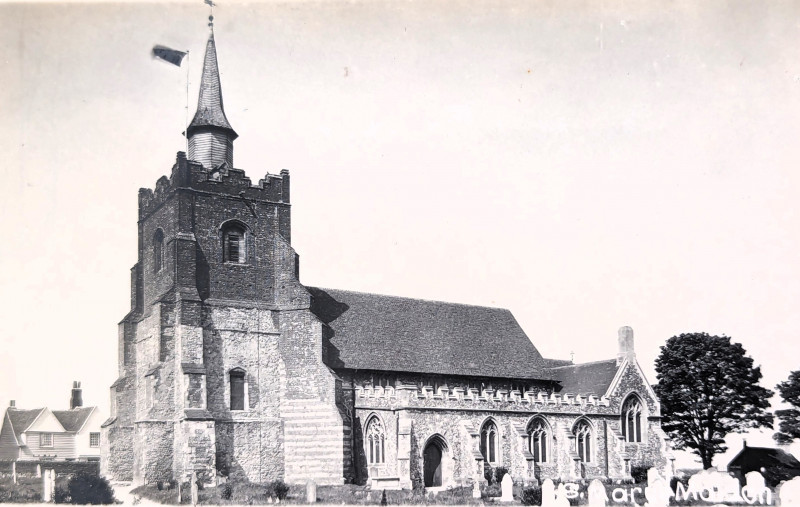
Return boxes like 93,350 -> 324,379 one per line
9,400 -> 15,408
70,381 -> 83,409
617,326 -> 636,365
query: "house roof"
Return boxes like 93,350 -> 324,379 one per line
52,407 -> 95,432
728,446 -> 800,471
6,408 -> 45,440
548,359 -> 620,396
308,287 -> 549,380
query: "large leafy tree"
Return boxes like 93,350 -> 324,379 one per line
654,333 -> 773,469
774,369 -> 800,444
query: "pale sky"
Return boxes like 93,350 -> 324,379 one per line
2,0 -> 800,467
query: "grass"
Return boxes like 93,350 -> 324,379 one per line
131,482 -> 486,505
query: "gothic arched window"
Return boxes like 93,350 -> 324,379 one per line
230,368 -> 246,410
528,418 -> 549,463
480,420 -> 499,464
574,420 -> 592,463
222,222 -> 247,263
621,396 -> 643,443
365,416 -> 385,464
153,229 -> 164,272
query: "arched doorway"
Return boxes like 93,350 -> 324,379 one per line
423,437 -> 445,487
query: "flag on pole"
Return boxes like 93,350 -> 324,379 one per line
152,45 -> 188,66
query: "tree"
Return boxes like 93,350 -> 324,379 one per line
774,369 -> 800,444
654,333 -> 773,469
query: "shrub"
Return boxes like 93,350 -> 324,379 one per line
380,489 -> 388,505
54,486 -> 70,504
484,466 -> 494,484
521,486 -> 542,506
495,466 -> 509,484
630,464 -> 652,484
65,472 -> 116,504
220,482 -> 233,500
156,481 -> 164,491
167,479 -> 177,490
268,480 -> 289,500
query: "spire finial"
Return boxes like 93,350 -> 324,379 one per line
204,0 -> 216,32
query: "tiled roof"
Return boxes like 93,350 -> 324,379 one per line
309,287 -> 548,379
729,446 -> 800,470
6,408 -> 45,440
548,359 -> 620,396
52,407 -> 95,432
187,34 -> 237,138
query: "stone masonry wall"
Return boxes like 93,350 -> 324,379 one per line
215,420 -> 283,482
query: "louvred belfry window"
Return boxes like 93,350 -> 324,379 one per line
222,223 -> 246,263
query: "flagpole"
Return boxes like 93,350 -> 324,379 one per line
185,50 -> 190,157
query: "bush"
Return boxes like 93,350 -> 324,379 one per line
220,482 -> 233,500
64,472 -> 116,504
267,480 -> 289,500
54,486 -> 70,504
521,486 -> 542,506
156,481 -> 164,491
630,464 -> 652,484
380,489 -> 388,505
484,466 -> 494,484
167,478 -> 177,490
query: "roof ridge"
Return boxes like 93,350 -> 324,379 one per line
309,286 -> 512,312
548,358 -> 618,369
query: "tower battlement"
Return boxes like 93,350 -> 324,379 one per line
138,152 -> 290,220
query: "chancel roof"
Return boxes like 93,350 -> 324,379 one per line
547,359 -> 620,396
308,287 -> 549,380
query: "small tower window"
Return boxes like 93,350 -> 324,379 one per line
153,229 -> 164,272
222,223 -> 247,263
621,396 -> 643,443
230,368 -> 246,410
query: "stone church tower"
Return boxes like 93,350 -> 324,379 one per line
100,31 -> 348,485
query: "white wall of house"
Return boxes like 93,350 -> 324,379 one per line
74,408 -> 104,460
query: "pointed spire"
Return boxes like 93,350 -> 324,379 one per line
187,31 -> 237,168
187,33 -> 237,139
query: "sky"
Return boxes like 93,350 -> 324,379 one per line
2,0 -> 800,467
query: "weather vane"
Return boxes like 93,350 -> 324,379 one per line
205,0 -> 216,32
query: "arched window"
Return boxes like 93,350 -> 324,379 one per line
222,222 -> 247,263
365,416 -> 385,465
480,420 -> 499,464
574,420 -> 592,463
230,369 -> 246,410
153,229 -> 164,272
621,396 -> 643,443
528,418 -> 549,463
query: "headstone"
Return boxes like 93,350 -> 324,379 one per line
42,469 -> 53,502
11,461 -> 16,484
500,474 -> 514,502
780,476 -> 800,506
541,479 -> 556,507
647,467 -> 662,486
745,471 -> 765,491
555,483 -> 570,507
36,464 -> 41,478
177,481 -> 182,504
50,470 -> 56,501
472,479 -> 481,499
306,479 -> 317,504
644,476 -> 672,507
587,479 -> 608,507
190,471 -> 199,505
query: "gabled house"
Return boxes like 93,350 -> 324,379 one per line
0,382 -> 104,462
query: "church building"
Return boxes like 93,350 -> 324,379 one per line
101,27 -> 674,490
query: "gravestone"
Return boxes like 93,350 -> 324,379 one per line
587,479 -> 608,507
644,476 -> 672,507
500,474 -> 514,502
745,471 -> 765,490
647,467 -> 662,486
191,471 -> 199,505
306,479 -> 317,504
541,479 -> 556,507
42,469 -> 55,502
555,483 -> 570,507
36,464 -> 41,478
472,479 -> 481,499
11,461 -> 16,484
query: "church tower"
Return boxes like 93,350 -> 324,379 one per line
101,24 -> 349,487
